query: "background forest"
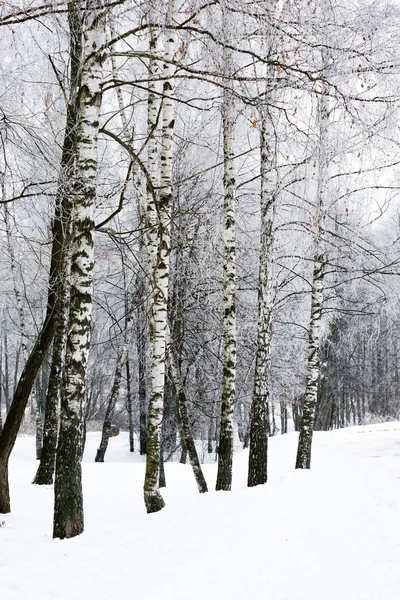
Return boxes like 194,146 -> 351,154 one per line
1,0 -> 400,539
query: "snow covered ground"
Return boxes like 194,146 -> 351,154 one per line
2,423 -> 400,600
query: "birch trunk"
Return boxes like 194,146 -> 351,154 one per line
53,1 -> 107,538
126,357 -> 134,452
33,248 -> 72,484
295,93 -> 328,470
95,310 -> 134,462
216,84 -> 237,492
168,343 -> 208,494
247,113 -> 276,487
33,6 -> 82,485
144,23 -> 176,513
0,4 -> 84,511
108,45 -> 147,456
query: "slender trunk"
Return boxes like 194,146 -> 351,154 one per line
137,307 -> 147,455
33,282 -> 70,484
33,0 -> 82,487
95,312 -> 134,462
248,114 -> 275,487
143,23 -> 176,514
4,328 -> 10,414
126,357 -> 134,452
168,325 -> 208,494
159,439 -> 166,488
280,400 -> 287,434
216,79 -> 237,492
53,1 -> 106,539
295,89 -> 328,469
0,315 -> 56,512
295,256 -> 324,468
0,340 -> 2,434
172,368 -> 208,494
4,203 -> 42,452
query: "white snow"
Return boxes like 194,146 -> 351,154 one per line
2,423 -> 400,599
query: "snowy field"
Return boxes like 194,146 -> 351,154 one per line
2,423 -> 400,600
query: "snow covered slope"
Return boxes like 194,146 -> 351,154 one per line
2,423 -> 400,600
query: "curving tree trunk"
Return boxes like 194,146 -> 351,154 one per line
33,5 -> 82,486
168,343 -> 208,494
3,202 -> 42,458
53,0 -> 107,539
95,310 -> 134,462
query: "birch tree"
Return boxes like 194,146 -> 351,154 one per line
216,47 -> 237,492
95,306 -> 134,462
247,109 -> 277,487
144,13 -> 176,513
33,3 -> 83,486
295,92 -> 329,470
53,0 -> 108,539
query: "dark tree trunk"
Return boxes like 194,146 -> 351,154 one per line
32,0 -> 82,487
137,296 -> 147,455
159,439 -> 166,488
0,341 -> 2,434
4,329 -> 10,414
126,357 -> 134,453
170,363 -> 208,494
280,400 -> 287,434
163,367 -> 177,456
0,315 -> 56,512
33,248 -> 72,485
95,316 -> 133,463
179,438 -> 187,464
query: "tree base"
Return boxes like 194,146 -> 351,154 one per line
53,513 -> 84,540
95,449 -> 105,463
295,431 -> 312,469
53,461 -> 84,539
144,489 -> 165,513
32,459 -> 55,486
0,463 -> 10,514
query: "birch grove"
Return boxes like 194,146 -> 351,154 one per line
0,0 -> 400,538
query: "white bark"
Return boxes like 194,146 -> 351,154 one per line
295,92 -> 329,470
144,17 -> 176,513
216,62 -> 237,491
53,0 -> 107,539
247,111 -> 277,486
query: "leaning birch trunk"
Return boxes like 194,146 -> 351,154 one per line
0,5 -> 84,512
53,1 -> 107,539
33,6 -> 82,485
33,260 -> 71,484
167,322 -> 208,493
95,310 -> 134,462
295,93 -> 328,470
3,203 -> 42,458
216,83 -> 237,492
247,112 -> 276,487
143,24 -> 176,513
